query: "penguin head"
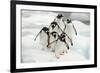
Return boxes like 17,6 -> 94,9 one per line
66,18 -> 72,24
42,27 -> 49,35
51,22 -> 58,30
51,31 -> 58,38
61,32 -> 66,37
57,14 -> 64,19
60,32 -> 66,41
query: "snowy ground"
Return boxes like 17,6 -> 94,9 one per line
21,10 -> 90,63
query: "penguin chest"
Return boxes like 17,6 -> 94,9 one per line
40,32 -> 48,46
55,40 -> 67,52
50,35 -> 57,49
55,19 -> 65,31
58,20 -> 65,31
65,24 -> 75,39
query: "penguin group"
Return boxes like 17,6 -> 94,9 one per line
34,14 -> 77,59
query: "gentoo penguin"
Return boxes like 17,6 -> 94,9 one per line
64,18 -> 77,42
34,27 -> 50,49
53,14 -> 66,33
55,32 -> 70,59
48,31 -> 59,52
49,32 -> 70,59
49,20 -> 73,46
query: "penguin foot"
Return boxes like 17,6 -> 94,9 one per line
71,42 -> 73,46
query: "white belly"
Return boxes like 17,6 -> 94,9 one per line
54,40 -> 69,58
54,18 -> 65,34
57,19 -> 65,31
49,35 -> 58,50
40,32 -> 48,48
59,21 -> 65,31
65,24 -> 75,40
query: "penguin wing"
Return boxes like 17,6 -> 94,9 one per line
34,29 -> 42,41
62,19 -> 67,31
64,33 -> 73,46
72,23 -> 77,35
64,40 -> 70,49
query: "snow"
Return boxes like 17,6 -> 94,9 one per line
22,10 -> 57,28
22,34 -> 86,63
21,11 -> 90,63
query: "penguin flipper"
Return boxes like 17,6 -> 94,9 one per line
34,29 -> 42,41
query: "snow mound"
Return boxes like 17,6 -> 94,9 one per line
22,34 -> 88,63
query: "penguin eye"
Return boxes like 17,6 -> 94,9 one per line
51,32 -> 57,38
67,19 -> 71,23
52,24 -> 55,27
53,34 -> 56,38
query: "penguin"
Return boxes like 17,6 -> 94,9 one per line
49,32 -> 70,59
51,14 -> 74,46
48,31 -> 59,52
49,20 -> 73,46
34,27 -> 50,49
55,32 -> 70,59
64,18 -> 77,42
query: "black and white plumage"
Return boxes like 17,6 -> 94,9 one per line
53,14 -> 66,33
34,14 -> 77,59
64,18 -> 77,41
49,32 -> 70,58
34,27 -> 50,49
49,15 -> 73,46
49,21 -> 63,35
49,31 -> 59,52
